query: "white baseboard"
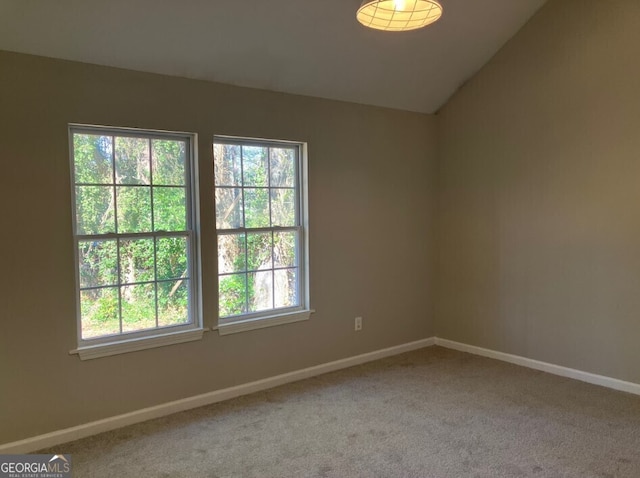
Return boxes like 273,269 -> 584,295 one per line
0,337 -> 435,454
434,337 -> 640,396
5,335 -> 638,454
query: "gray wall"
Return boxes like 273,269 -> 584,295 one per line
436,0 -> 640,383
0,51 -> 436,444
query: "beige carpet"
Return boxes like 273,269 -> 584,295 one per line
40,347 -> 640,477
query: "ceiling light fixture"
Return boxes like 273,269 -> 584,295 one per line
356,0 -> 443,32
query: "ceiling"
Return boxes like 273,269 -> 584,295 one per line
0,0 -> 547,113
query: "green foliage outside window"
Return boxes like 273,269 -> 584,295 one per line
73,131 -> 192,339
215,142 -> 301,318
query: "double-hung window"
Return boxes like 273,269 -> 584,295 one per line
214,137 -> 310,334
70,125 -> 202,359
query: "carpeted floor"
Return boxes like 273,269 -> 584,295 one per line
40,347 -> 640,477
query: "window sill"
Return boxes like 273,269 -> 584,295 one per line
218,309 -> 314,336
70,328 -> 207,360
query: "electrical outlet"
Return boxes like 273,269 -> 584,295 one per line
355,316 -> 363,331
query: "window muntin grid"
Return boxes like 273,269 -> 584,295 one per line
214,138 -> 305,321
70,126 -> 199,344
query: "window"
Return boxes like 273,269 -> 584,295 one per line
214,137 -> 310,334
70,125 -> 202,359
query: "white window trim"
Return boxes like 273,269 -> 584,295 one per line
68,124 -> 203,359
214,136 -> 312,332
70,327 -> 208,360
217,309 -> 314,336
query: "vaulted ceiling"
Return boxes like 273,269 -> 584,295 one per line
0,0 -> 547,113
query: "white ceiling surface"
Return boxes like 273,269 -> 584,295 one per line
0,0 -> 546,113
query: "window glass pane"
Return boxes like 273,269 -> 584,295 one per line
76,186 -> 115,235
214,144 -> 242,186
73,134 -> 113,184
157,237 -> 189,280
248,270 -> 274,312
214,138 -> 304,322
78,240 -> 118,288
244,188 -> 269,228
121,283 -> 156,332
73,128 -> 198,344
270,147 -> 295,187
247,232 -> 272,271
242,146 -> 268,187
271,189 -> 296,227
273,231 -> 296,268
153,187 -> 186,231
152,139 -> 186,186
215,187 -> 243,229
218,233 -> 246,274
274,268 -> 298,308
115,137 -> 150,185
219,273 -> 247,317
80,287 -> 120,339
119,238 -> 155,284
116,186 -> 152,233
158,280 -> 189,327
